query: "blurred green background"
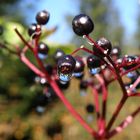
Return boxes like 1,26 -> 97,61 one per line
0,0 -> 140,140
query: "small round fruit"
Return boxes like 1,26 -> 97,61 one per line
110,46 -> 121,57
54,49 -> 65,62
37,42 -> 49,59
93,37 -> 112,56
28,23 -> 41,38
72,14 -> 94,36
57,55 -> 76,82
87,55 -> 102,68
36,10 -> 50,25
123,55 -> 138,70
86,104 -> 94,113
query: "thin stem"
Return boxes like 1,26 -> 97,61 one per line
91,86 -> 101,130
33,37 -> 97,136
107,106 -> 140,139
20,53 -> 45,77
106,96 -> 128,131
95,74 -> 108,133
14,28 -> 33,51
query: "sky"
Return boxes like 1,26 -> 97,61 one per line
20,0 -> 140,44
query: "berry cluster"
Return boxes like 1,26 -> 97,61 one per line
1,10 -> 140,140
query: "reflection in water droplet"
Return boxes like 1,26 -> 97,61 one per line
38,53 -> 48,60
58,73 -> 72,82
89,67 -> 101,75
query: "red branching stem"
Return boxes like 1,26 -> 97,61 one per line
106,106 -> 140,139
106,96 -> 128,131
91,86 -> 101,130
71,45 -> 95,55
20,54 -> 45,77
50,80 -> 96,136
32,37 -> 97,136
95,74 -> 108,133
121,63 -> 140,76
128,92 -> 140,97
14,28 -> 33,51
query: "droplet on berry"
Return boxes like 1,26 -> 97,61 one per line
36,10 -> 50,25
87,55 -> 102,75
37,42 -> 49,59
28,23 -> 41,38
93,37 -> 112,56
72,14 -> 94,36
57,55 -> 76,82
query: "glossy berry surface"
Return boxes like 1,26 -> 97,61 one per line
57,55 -> 76,74
110,46 -> 121,57
72,14 -> 94,36
56,80 -> 70,90
57,55 -> 76,81
28,23 -> 41,38
94,37 -> 112,56
73,57 -> 85,79
87,55 -> 102,68
123,55 -> 138,70
54,49 -> 65,62
37,42 -> 49,59
36,10 -> 50,25
86,104 -> 95,113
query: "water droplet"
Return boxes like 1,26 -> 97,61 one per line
58,73 -> 72,82
73,72 -> 83,78
36,106 -> 45,113
38,53 -> 48,60
89,67 -> 101,75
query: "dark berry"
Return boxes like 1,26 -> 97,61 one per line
54,49 -> 65,62
57,55 -> 76,82
110,46 -> 121,57
123,55 -> 138,70
28,23 -> 41,38
38,42 -> 49,55
73,57 -> 85,79
72,14 -> 94,36
79,80 -> 88,90
87,55 -> 102,68
86,104 -> 94,113
58,55 -> 76,74
93,37 -> 112,56
36,10 -> 50,25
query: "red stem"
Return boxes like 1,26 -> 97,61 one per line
91,86 -> 101,130
106,106 -> 140,139
14,28 -> 33,51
